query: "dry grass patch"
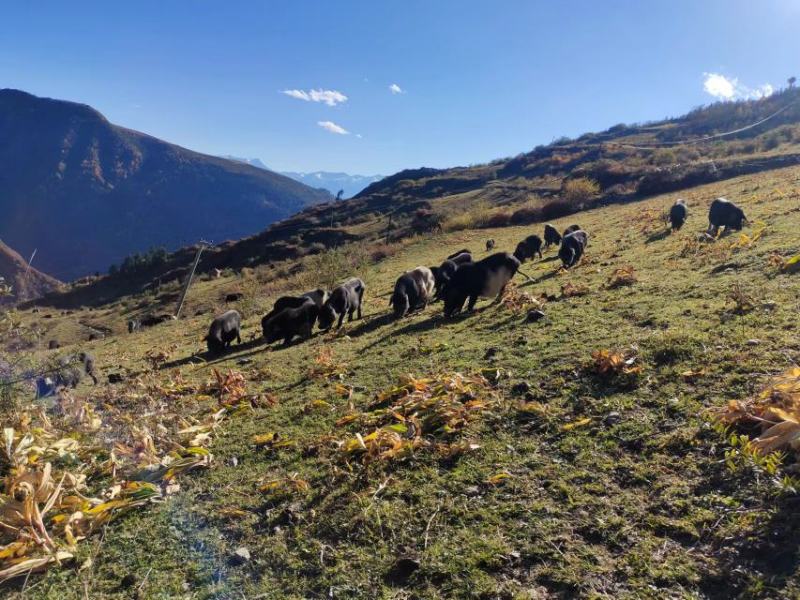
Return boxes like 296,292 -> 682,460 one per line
718,366 -> 800,458
607,265 -> 638,288
329,372 -> 500,465
0,369 -> 259,582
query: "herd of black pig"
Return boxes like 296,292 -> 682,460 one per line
201,197 -> 747,355
26,197 -> 745,398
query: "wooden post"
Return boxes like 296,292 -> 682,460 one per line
23,249 -> 37,291
385,215 -> 393,244
174,242 -> 206,319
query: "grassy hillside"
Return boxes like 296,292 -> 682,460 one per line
35,87 -> 800,308
3,164 -> 800,598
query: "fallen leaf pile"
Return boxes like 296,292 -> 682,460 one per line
727,283 -> 756,315
330,372 -> 499,465
308,347 -> 347,381
144,343 -> 178,370
500,283 -> 543,314
590,348 -> 642,378
607,265 -> 637,288
633,207 -> 665,236
729,221 -> 767,251
718,366 -> 800,457
678,221 -> 767,265
561,282 -> 590,298
768,253 -> 800,274
0,369 -> 252,582
202,368 -> 247,407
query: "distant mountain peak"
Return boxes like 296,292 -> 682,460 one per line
219,156 -> 384,198
220,156 -> 270,170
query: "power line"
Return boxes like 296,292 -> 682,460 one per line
552,97 -> 799,151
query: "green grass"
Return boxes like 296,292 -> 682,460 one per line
4,165 -> 800,598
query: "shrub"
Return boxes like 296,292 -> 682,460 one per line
368,242 -> 401,263
483,211 -> 513,228
442,201 -> 494,232
762,133 -> 781,151
306,242 -> 327,255
510,206 -> 542,225
442,211 -> 477,232
561,177 -> 600,205
302,244 -> 370,290
643,332 -> 702,366
539,199 -> 573,221
410,208 -> 441,233
652,149 -> 678,166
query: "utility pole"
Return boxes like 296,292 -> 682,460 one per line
24,249 -> 37,280
174,241 -> 209,319
385,214 -> 393,244
23,248 -> 36,289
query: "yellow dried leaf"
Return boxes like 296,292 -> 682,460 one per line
0,551 -> 73,583
252,433 -> 278,447
486,473 -> 513,486
562,417 -> 592,431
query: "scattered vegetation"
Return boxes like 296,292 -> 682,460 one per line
4,141 -> 800,599
607,265 -> 638,288
108,247 -> 168,276
718,367 -> 800,460
0,369 -> 259,582
331,372 -> 498,465
561,177 -> 600,205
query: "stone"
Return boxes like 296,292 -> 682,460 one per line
386,557 -> 420,583
526,309 -> 546,323
231,547 -> 251,564
511,382 -> 531,396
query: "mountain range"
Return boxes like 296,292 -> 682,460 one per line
221,156 -> 383,198
0,89 -> 332,281
35,86 -> 800,309
280,171 -> 384,199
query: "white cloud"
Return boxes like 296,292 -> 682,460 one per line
703,73 -> 736,99
317,120 -> 349,135
753,83 -> 775,99
282,89 -> 311,102
389,83 -> 404,95
282,88 -> 348,106
702,73 -> 775,101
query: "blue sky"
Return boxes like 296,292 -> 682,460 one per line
2,0 -> 799,175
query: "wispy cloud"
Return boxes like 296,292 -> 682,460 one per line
282,88 -> 348,106
389,83 -> 404,95
703,73 -> 774,101
317,120 -> 349,135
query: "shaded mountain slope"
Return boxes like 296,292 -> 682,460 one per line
0,239 -> 62,303
0,89 -> 332,280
